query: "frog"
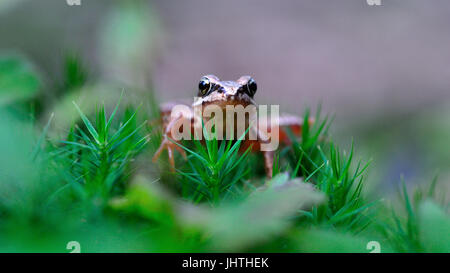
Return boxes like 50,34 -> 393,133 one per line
152,74 -> 311,177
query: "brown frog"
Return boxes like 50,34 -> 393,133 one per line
152,74 -> 310,177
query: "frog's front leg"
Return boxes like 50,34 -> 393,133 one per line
152,103 -> 193,171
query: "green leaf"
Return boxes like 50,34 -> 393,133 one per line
296,228 -> 393,253
31,113 -> 54,160
0,55 -> 41,104
63,53 -> 87,90
418,200 -> 450,253
109,176 -> 175,225
180,180 -> 325,251
72,102 -> 100,144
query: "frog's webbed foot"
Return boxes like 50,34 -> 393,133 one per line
152,135 -> 187,172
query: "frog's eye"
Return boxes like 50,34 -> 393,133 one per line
198,77 -> 211,96
246,78 -> 257,96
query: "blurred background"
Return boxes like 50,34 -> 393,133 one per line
0,0 -> 449,198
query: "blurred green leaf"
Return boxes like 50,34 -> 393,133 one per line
47,83 -> 123,135
63,53 -> 87,91
0,55 -> 41,105
0,109 -> 37,214
110,176 -> 175,225
181,176 -> 325,251
295,228 -> 392,253
418,200 -> 450,253
99,2 -> 161,86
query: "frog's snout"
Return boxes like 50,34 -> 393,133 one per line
218,86 -> 240,96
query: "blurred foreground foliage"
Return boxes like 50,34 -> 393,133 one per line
0,49 -> 448,253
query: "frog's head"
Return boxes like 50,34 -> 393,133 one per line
193,74 -> 257,108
